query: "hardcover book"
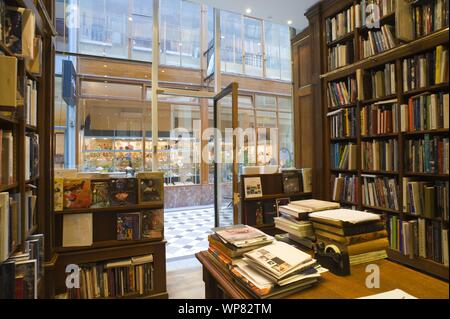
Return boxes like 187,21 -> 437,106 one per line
137,172 -> 164,204
0,261 -> 15,299
117,213 -> 141,241
90,180 -> 110,208
142,209 -> 164,239
63,179 -> 92,209
0,1 -> 5,42
282,170 -> 302,194
4,7 -> 22,54
109,178 -> 137,206
14,259 -> 37,299
54,178 -> 64,212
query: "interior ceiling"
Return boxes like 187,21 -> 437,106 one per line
190,0 -> 317,31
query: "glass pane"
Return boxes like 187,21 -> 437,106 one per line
278,97 -> 293,112
78,0 -> 129,59
81,81 -> 143,100
131,15 -> 153,62
244,17 -> 263,77
255,95 -> 277,111
180,1 -> 201,68
256,111 -> 277,128
278,112 -> 294,168
279,25 -> 292,81
160,0 -> 181,66
264,21 -> 281,80
220,11 -> 243,74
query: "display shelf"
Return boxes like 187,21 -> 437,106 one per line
0,183 -> 19,192
361,133 -> 399,139
330,137 -> 358,142
55,203 -> 164,215
327,32 -> 354,47
403,172 -> 450,179
360,170 -> 399,176
361,205 -> 401,215
401,82 -> 449,97
243,192 -> 313,202
0,113 -> 18,125
402,129 -> 449,136
55,238 -> 164,254
361,94 -> 398,105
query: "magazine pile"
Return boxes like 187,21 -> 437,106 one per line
208,225 -> 327,299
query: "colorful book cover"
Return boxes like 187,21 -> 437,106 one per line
63,179 -> 92,209
117,213 -> 141,241
54,178 -> 64,211
137,173 -> 164,204
142,210 -> 164,239
90,181 -> 110,208
109,178 -> 137,206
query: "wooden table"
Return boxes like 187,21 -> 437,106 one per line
196,251 -> 449,299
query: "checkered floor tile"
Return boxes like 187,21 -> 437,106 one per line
165,206 -> 233,260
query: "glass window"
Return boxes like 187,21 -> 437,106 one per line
243,17 -> 263,77
220,11 -> 243,74
180,1 -> 201,68
255,95 -> 277,111
265,22 -> 292,81
278,112 -> 294,168
81,81 -> 143,100
278,96 -> 293,112
131,0 -> 153,62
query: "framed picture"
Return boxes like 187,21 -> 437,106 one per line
137,172 -> 164,204
275,198 -> 291,217
244,177 -> 263,199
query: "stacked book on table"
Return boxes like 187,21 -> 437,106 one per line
309,209 -> 389,266
207,225 -> 325,299
275,200 -> 341,248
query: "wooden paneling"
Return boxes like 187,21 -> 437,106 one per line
299,95 -> 314,168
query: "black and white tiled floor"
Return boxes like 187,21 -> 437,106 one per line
165,206 -> 233,260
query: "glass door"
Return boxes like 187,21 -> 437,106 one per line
214,83 -> 239,227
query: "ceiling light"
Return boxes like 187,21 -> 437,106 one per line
287,20 -> 293,25
246,8 -> 252,14
128,17 -> 133,21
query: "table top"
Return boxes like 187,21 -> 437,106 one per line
196,251 -> 449,299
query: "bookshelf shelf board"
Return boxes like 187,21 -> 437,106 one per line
361,133 -> 399,139
26,70 -> 40,82
387,249 -> 449,281
402,212 -> 449,223
330,169 -> 358,174
327,32 -> 354,47
361,205 -> 401,214
322,28 -> 450,81
0,183 -> 19,192
25,125 -> 38,132
404,172 -> 450,178
55,203 -> 164,215
360,170 -> 399,176
328,103 -> 357,111
244,192 -> 312,202
0,114 -> 18,124
402,82 -> 449,97
403,129 -> 450,136
55,238 -> 165,254
360,94 -> 398,105
330,137 -> 357,142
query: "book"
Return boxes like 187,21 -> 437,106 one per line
208,234 -> 270,259
4,7 -> 35,59
213,225 -> 273,248
403,180 -> 448,220
282,170 -> 302,194
328,108 -> 357,139
361,102 -> 399,136
361,175 -> 400,211
63,179 -> 92,209
330,143 -> 358,170
62,213 -> 93,247
0,0 -> 5,42
0,192 -> 10,263
290,199 -> 341,212
309,209 -> 381,227
14,259 -> 37,299
396,0 -> 414,41
137,172 -> 164,204
326,77 -> 357,107
331,174 -> 358,204
314,229 -> 388,246
27,234 -> 44,281
243,241 -> 314,280
359,289 -> 417,299
90,180 -> 110,208
312,220 -> 386,237
26,37 -> 42,75
141,209 -> 164,239
0,56 -> 18,107
404,135 -> 449,174
54,178 -> 64,212
361,139 -> 398,172
401,93 -> 449,131
109,178 -> 137,206
117,212 -> 141,241
328,41 -> 354,70
0,261 -> 15,299
301,168 -> 312,193
316,235 -> 389,256
244,177 -> 263,199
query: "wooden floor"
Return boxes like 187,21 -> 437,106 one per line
166,257 -> 205,299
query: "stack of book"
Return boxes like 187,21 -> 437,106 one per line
360,27 -> 397,59
404,135 -> 449,174
361,139 -> 399,172
325,5 -> 357,44
327,77 -> 357,107
275,200 -> 341,246
361,101 -> 400,136
361,175 -> 400,211
207,225 -> 274,270
328,108 -> 357,138
230,241 -> 325,299
411,0 -> 449,39
328,42 -> 354,70
360,63 -> 397,100
331,174 -> 358,204
310,209 -> 389,265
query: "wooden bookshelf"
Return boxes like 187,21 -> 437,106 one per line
0,0 -> 56,299
304,0 -> 449,281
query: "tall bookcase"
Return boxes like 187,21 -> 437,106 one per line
305,0 -> 449,281
0,0 -> 56,298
